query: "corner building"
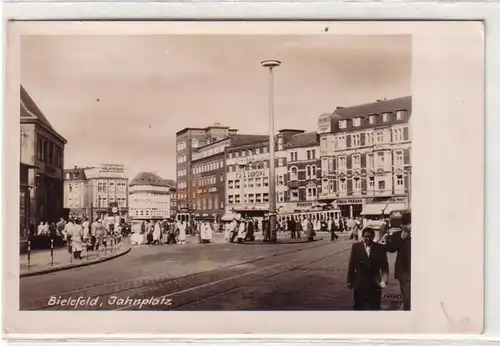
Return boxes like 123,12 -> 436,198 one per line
225,130 -> 313,217
317,96 -> 412,218
20,85 -> 66,245
175,124 -> 237,214
191,134 -> 268,221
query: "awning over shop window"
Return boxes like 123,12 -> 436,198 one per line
222,213 -> 241,221
361,203 -> 407,216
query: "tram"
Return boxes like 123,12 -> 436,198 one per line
277,209 -> 342,223
175,213 -> 193,223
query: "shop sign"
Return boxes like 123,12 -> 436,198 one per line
336,199 -> 363,205
235,170 -> 266,179
296,202 -> 313,208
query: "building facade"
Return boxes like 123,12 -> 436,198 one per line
163,179 -> 177,217
191,134 -> 268,220
175,123 -> 237,214
129,172 -> 172,220
62,164 -> 129,220
20,85 -> 67,244
317,96 -> 412,217
285,132 -> 322,212
224,130 -> 307,217
63,167 -> 88,215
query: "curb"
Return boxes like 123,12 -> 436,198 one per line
20,247 -> 131,278
237,237 -> 324,245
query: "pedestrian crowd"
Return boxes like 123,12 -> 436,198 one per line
57,215 -> 124,260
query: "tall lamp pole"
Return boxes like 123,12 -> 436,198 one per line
261,59 -> 281,243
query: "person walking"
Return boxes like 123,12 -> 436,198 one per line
66,218 -> 84,260
385,224 -> 411,310
244,219 -> 255,241
346,228 -> 389,310
295,218 -> 302,239
330,218 -> 339,241
177,220 -> 187,245
288,218 -> 296,239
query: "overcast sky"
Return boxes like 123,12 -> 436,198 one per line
21,34 -> 411,180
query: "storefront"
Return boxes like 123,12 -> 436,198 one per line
336,198 -> 364,218
360,197 -> 408,218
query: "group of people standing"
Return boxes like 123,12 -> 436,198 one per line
60,216 -> 117,260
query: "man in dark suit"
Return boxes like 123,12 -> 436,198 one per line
346,228 -> 389,310
386,224 -> 411,310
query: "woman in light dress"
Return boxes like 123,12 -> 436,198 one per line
224,222 -> 231,242
153,221 -> 162,244
177,221 -> 186,244
65,218 -> 84,259
201,221 -> 213,243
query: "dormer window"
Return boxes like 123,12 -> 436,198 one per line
369,115 -> 376,124
383,112 -> 391,122
353,117 -> 361,127
339,120 -> 347,129
396,110 -> 407,120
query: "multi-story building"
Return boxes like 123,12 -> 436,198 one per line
317,96 -> 412,218
62,164 -> 129,219
175,123 -> 237,214
163,179 -> 177,217
224,130 -> 306,217
192,134 -> 267,221
63,167 -> 88,215
285,132 -> 322,211
129,172 -> 172,220
20,85 -> 67,245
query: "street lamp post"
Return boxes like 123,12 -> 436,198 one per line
261,59 -> 281,243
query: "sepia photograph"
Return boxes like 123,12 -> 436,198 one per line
5,21 -> 483,334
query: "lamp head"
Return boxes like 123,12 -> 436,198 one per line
261,60 -> 281,68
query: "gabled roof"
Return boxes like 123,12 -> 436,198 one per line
20,85 -> 67,143
286,132 -> 319,149
64,168 -> 87,180
130,172 -> 172,187
332,96 -> 411,120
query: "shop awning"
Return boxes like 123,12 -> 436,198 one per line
361,203 -> 407,216
221,213 -> 241,221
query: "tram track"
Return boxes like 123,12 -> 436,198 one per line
24,239 -> 340,310
115,244 -> 352,311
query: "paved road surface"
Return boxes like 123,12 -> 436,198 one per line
20,233 -> 400,311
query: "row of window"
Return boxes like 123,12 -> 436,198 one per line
192,143 -> 228,160
228,193 -> 270,204
37,135 -> 63,168
228,176 -> 270,189
324,151 -> 406,173
178,181 -> 188,189
195,195 -> 223,211
96,182 -> 127,193
338,110 -> 407,129
178,169 -> 187,177
177,155 -> 187,164
130,209 -> 170,217
193,160 -> 224,174
323,127 -> 408,151
227,146 -> 269,159
289,165 -> 318,181
289,149 -> 317,162
322,176 -> 406,194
